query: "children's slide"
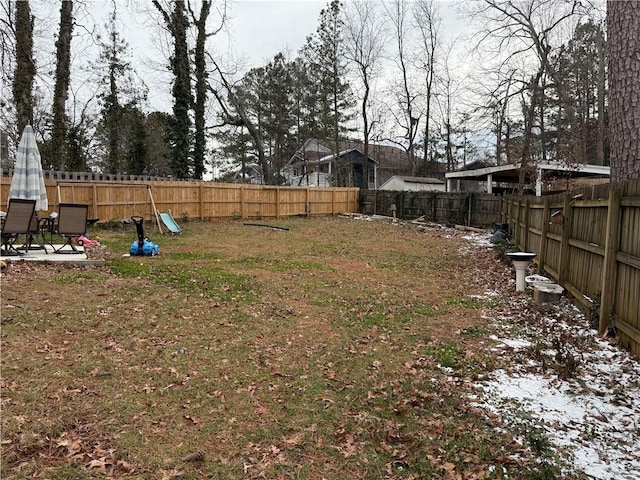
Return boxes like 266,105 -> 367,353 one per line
158,211 -> 182,234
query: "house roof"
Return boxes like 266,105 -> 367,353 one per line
288,139 -> 410,170
393,175 -> 445,184
316,148 -> 376,164
444,161 -> 610,183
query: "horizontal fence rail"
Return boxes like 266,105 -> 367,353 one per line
502,179 -> 640,359
360,190 -> 503,228
0,178 -> 359,224
1,168 -> 182,183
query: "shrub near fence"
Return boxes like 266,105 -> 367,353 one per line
0,177 -> 359,224
359,190 -> 503,228
502,179 -> 640,359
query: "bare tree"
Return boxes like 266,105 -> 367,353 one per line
207,52 -> 270,185
343,0 -> 387,188
466,0 -> 589,190
187,0 -> 227,180
436,41 -> 459,172
413,0 -> 440,171
384,0 -> 420,175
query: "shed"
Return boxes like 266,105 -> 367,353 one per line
379,175 -> 446,192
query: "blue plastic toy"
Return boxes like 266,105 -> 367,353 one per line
129,216 -> 159,256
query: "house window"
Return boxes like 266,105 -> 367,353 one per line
368,167 -> 375,188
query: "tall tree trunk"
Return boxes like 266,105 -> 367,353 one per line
191,0 -> 212,180
13,0 -> 35,134
607,0 -> 640,183
361,74 -> 370,189
51,0 -> 73,171
607,0 -> 640,182
596,22 -> 606,167
153,0 -> 193,179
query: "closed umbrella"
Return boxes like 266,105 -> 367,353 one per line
9,125 -> 48,211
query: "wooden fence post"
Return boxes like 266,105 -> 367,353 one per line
514,199 -> 521,248
558,193 -> 573,285
199,184 -> 204,220
539,197 -> 550,274
523,198 -> 530,252
599,185 -> 622,334
276,187 -> 281,219
240,185 -> 245,219
92,184 -> 98,219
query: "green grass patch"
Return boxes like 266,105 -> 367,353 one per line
0,218 -> 568,479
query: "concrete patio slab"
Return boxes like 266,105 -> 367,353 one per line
1,245 -> 105,266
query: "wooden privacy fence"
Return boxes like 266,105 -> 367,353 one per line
360,190 -> 503,228
0,178 -> 359,224
502,179 -> 640,359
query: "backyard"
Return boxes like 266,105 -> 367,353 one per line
1,216 -> 638,479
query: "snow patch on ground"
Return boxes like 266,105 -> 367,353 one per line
462,233 -> 493,248
477,301 -> 640,479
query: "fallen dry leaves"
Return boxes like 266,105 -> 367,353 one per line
0,217 -> 575,479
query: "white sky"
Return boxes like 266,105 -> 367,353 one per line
106,0 -> 464,112
126,0 -> 329,112
16,0 -> 467,117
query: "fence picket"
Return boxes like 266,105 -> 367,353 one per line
502,179 -> 640,359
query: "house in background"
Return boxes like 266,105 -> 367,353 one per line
284,139 -> 444,189
283,139 -> 376,188
379,175 -> 446,192
233,163 -> 265,185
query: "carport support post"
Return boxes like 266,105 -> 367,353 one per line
486,174 -> 493,194
536,168 -> 543,196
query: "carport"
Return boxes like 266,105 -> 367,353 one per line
445,161 -> 610,196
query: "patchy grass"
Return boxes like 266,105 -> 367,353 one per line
1,217 -> 557,479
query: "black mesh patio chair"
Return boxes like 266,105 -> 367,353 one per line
1,199 -> 36,256
54,203 -> 89,254
21,211 -> 48,253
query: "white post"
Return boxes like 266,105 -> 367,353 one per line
536,168 -> 543,196
487,174 -> 493,194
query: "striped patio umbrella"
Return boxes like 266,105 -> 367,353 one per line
9,125 -> 48,211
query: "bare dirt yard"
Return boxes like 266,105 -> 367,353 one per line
1,216 -> 638,479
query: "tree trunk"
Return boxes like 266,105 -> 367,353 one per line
191,0 -> 213,180
607,0 -> 640,182
596,26 -> 605,166
51,0 -> 73,171
13,0 -> 35,134
153,0 -> 193,179
361,74 -> 369,189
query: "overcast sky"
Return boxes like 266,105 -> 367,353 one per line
8,0 -> 465,133
112,0 -> 463,112
122,0 -> 331,111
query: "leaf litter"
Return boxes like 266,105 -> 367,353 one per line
461,230 -> 640,480
1,218 -> 639,479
